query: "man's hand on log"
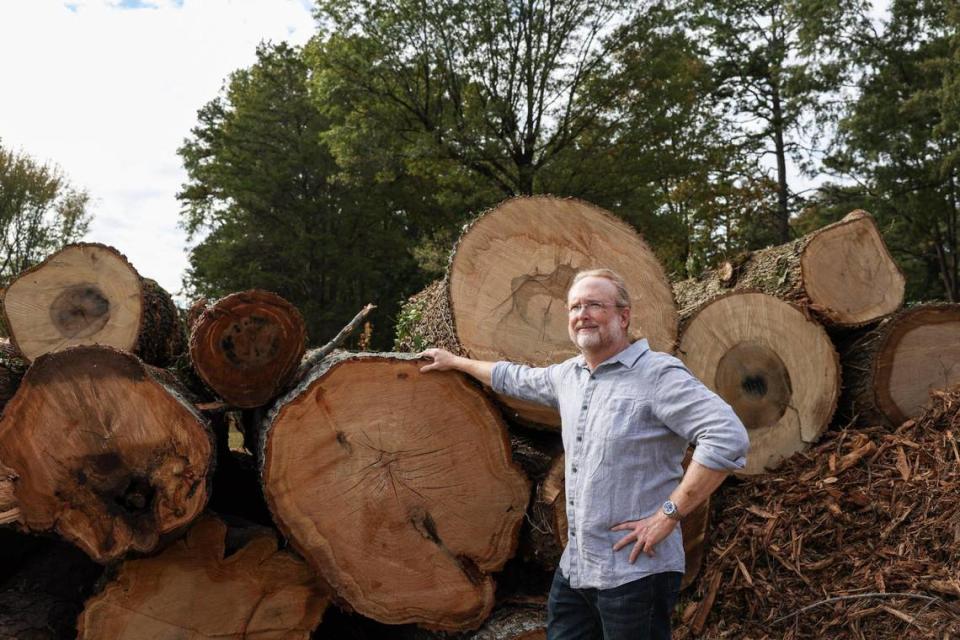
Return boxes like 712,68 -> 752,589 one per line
418,348 -> 458,372
611,512 -> 678,564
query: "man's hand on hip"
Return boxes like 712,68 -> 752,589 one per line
611,512 -> 678,564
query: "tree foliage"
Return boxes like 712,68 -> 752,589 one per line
0,143 -> 91,286
178,42 -> 422,348
824,0 -> 959,301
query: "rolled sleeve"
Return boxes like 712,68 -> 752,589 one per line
490,362 -> 560,410
652,362 -> 749,471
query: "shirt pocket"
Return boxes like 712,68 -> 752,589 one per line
597,396 -> 644,440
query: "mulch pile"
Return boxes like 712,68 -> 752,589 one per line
674,387 -> 960,639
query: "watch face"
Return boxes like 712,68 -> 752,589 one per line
663,500 -> 677,515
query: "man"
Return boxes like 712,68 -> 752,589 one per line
419,268 -> 749,640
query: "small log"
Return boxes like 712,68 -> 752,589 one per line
189,290 -> 307,408
677,292 -> 840,474
77,515 -> 329,639
395,196 -> 678,428
840,303 -> 960,426
402,601 -> 547,640
0,346 -> 214,562
260,352 -> 530,631
2,244 -> 185,366
674,210 -> 905,328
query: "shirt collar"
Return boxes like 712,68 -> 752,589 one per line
575,339 -> 650,371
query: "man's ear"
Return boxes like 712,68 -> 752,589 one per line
620,306 -> 631,330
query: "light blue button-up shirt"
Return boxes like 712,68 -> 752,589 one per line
491,339 -> 749,589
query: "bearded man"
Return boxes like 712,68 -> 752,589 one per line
419,268 -> 749,640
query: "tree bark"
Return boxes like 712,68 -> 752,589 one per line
77,515 -> 329,639
674,210 -> 905,328
260,352 -> 530,631
189,289 -> 306,408
677,292 -> 840,474
839,303 -> 960,427
395,196 -> 678,428
0,345 -> 214,563
2,243 -> 185,366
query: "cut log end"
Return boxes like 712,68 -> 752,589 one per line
77,515 -> 329,639
262,353 -> 529,631
0,346 -> 213,562
3,244 -> 142,362
190,290 -> 306,408
679,293 -> 840,474
800,212 -> 905,326
875,304 -> 960,424
450,197 -> 677,367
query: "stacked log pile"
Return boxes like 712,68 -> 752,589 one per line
0,197 -> 956,639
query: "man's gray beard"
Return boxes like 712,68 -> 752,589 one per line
576,332 -> 602,350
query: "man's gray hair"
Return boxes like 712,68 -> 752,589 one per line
570,268 -> 631,308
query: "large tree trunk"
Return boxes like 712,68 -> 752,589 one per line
396,196 -> 678,428
77,515 -> 329,639
839,303 -> 960,427
189,289 -> 306,408
0,346 -> 214,563
260,352 -> 530,632
677,292 -> 841,474
2,244 -> 185,367
674,210 -> 905,328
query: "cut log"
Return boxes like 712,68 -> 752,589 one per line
840,303 -> 960,426
77,515 -> 329,639
524,453 -> 566,570
261,352 -> 530,631
189,290 -> 307,408
674,210 -> 905,328
537,452 -> 708,590
0,345 -> 213,562
396,196 -> 678,427
678,292 -> 841,474
2,244 -> 185,366
402,601 -> 548,640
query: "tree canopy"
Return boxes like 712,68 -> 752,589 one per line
0,143 -> 90,286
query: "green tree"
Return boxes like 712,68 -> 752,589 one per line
178,42 -> 422,347
693,0 -> 870,243
825,1 -> 958,302
313,0 -> 636,197
0,143 -> 91,285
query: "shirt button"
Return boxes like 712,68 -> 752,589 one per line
576,436 -> 582,441
570,531 -> 576,536
572,467 -> 578,473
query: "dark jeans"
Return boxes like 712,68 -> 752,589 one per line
547,569 -> 682,640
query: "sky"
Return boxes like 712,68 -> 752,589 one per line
0,0 -> 317,299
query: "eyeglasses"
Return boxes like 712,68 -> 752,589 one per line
568,301 -> 626,315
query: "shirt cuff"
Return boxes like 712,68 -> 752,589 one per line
691,447 -> 746,472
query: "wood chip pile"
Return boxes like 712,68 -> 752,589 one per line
675,388 -> 960,639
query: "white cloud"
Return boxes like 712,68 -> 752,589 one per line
0,0 -> 316,299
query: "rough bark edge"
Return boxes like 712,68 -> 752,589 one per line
136,278 -> 186,368
395,279 -> 463,355
0,339 -> 27,416
259,351 -> 530,628
677,290 -> 842,453
0,461 -> 19,525
674,210 -> 903,328
1,242 -> 145,363
840,302 -> 960,427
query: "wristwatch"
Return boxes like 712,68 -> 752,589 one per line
662,500 -> 683,521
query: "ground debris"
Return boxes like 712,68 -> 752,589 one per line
675,387 -> 960,639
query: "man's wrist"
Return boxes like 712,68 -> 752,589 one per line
661,499 -> 683,521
